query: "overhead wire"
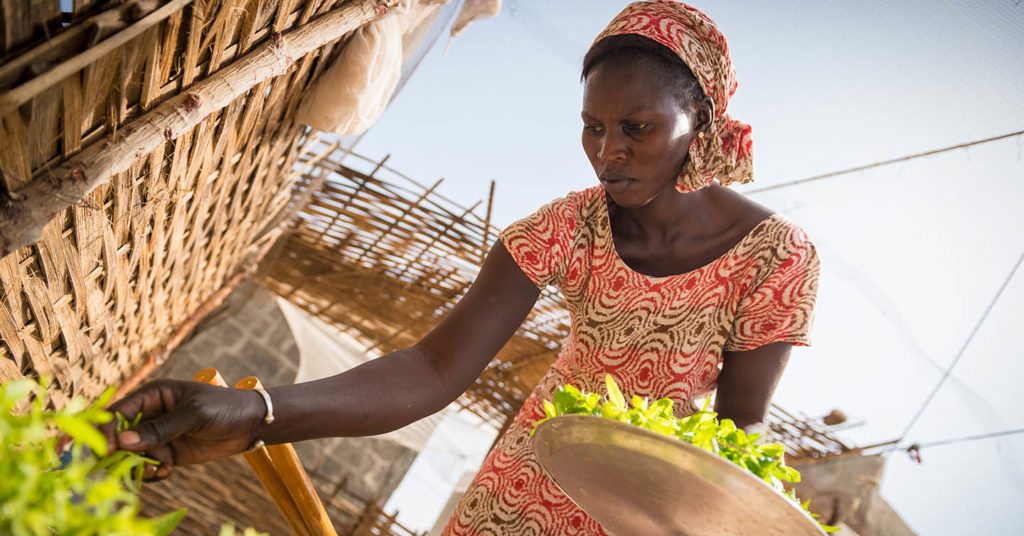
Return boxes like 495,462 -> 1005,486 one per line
908,427 -> 1024,450
746,129 -> 1024,195
506,0 -> 585,67
896,250 -> 1024,441
871,427 -> 1024,464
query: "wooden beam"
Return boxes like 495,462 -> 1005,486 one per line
0,0 -> 61,53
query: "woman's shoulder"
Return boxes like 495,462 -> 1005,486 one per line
715,192 -> 817,276
714,186 -> 815,252
549,185 -> 604,211
526,185 -> 605,224
743,214 -> 819,287
758,213 -> 815,249
503,186 -> 602,241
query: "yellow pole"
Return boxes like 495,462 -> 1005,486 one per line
236,375 -> 338,536
192,368 -> 311,536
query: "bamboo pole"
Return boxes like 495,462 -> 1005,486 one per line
0,0 -> 397,260
351,176 -> 444,264
480,179 -> 495,263
193,368 -> 312,536
236,376 -> 338,536
0,0 -> 194,101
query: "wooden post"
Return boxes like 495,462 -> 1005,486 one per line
480,180 -> 495,263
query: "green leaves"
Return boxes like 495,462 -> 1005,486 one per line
605,374 -> 626,412
55,415 -> 109,457
2,379 -> 34,406
152,509 -> 188,536
218,525 -> 269,536
533,374 -> 837,534
0,379 -> 186,535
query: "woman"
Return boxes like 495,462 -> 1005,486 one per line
103,2 -> 820,534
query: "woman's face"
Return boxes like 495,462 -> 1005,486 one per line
581,56 -> 701,208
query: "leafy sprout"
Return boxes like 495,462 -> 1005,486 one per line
533,374 -> 839,534
0,378 -> 184,536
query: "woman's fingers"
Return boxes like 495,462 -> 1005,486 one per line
142,444 -> 175,482
99,379 -> 250,467
101,380 -> 179,451
118,403 -> 198,452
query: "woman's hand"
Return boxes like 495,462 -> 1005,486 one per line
100,379 -> 266,481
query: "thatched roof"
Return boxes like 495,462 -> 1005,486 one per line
0,0 -> 393,407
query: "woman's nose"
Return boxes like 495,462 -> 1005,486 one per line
597,131 -> 628,163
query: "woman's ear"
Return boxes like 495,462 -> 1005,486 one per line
695,95 -> 715,134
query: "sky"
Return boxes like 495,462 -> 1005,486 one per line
353,1 -> 1024,533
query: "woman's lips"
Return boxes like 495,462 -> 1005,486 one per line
600,174 -> 635,192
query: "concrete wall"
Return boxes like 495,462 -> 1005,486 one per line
157,283 -> 300,387
793,455 -> 916,536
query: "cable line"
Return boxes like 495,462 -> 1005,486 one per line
870,427 -> 1024,463
898,250 -> 1024,441
747,129 -> 1024,194
908,427 -> 1024,450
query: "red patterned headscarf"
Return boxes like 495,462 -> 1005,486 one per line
592,0 -> 753,192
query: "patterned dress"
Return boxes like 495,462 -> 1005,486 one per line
442,186 -> 820,535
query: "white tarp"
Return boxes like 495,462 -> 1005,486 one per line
296,0 -> 452,135
278,297 -> 443,453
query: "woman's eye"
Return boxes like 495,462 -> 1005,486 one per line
584,125 -> 604,134
625,122 -> 650,133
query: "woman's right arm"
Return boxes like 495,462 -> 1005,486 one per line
102,241 -> 541,475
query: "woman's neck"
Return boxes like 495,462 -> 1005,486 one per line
609,184 -> 718,242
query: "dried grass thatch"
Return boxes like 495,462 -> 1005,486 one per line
0,0 -> 394,407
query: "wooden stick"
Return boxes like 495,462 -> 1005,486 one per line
480,179 -> 495,263
236,376 -> 337,536
351,177 -> 443,265
193,368 -> 312,536
0,0 -> 193,99
0,0 -> 396,260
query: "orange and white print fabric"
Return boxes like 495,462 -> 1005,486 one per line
443,186 -> 820,535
